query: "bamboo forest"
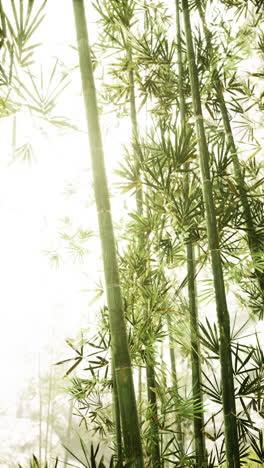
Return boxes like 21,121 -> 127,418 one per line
1,0 -> 264,467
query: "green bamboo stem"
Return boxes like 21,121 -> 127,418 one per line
159,346 -> 169,468
181,1 -> 240,466
218,95 -> 264,291
112,357 -> 123,464
197,1 -> 264,293
175,0 -> 185,125
146,363 -> 161,468
138,365 -> 142,425
167,318 -> 184,451
127,44 -> 143,215
169,346 -> 184,451
187,244 -> 207,467
127,29 -> 161,468
72,2 -> 143,465
175,1 -> 206,465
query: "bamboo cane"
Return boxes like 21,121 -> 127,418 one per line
127,26 -> 161,468
146,364 -> 161,468
175,1 -> 207,464
112,357 -> 123,464
167,316 -> 184,452
197,1 -> 264,293
181,0 -> 240,466
72,2 -> 144,465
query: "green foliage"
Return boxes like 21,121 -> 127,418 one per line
18,455 -> 58,468
13,59 -> 73,128
0,0 -> 47,116
3,0 -> 47,67
64,437 -> 116,468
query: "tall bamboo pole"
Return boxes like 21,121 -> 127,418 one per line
187,244 -> 207,466
181,1 -> 240,466
129,89 -> 161,468
138,366 -> 142,426
175,1 -> 206,465
127,23 -> 161,468
146,364 -> 161,468
168,330 -> 184,453
72,2 -> 143,465
218,93 -> 264,291
112,357 -> 123,464
197,1 -> 264,293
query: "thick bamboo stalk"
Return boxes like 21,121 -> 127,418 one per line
112,357 -> 123,464
181,1 -> 240,466
197,1 -> 264,293
72,2 -> 143,465
175,1 -> 206,465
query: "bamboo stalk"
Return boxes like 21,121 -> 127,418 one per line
127,44 -> 143,215
175,1 -> 206,465
146,364 -> 161,468
181,1 -> 240,466
138,365 -> 142,426
112,357 -> 123,465
126,24 -> 161,468
218,92 -> 264,291
186,244 -> 206,467
167,318 -> 184,451
175,0 -> 185,125
72,2 -> 143,465
197,1 -> 264,293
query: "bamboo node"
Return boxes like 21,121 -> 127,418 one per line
194,114 -> 204,120
225,411 -> 237,417
107,283 -> 120,288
